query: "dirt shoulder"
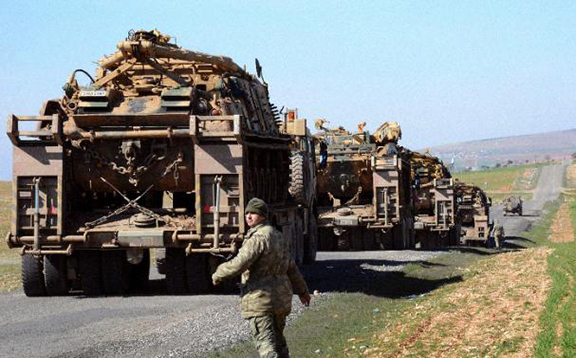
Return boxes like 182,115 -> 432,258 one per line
366,246 -> 552,357
549,199 -> 575,243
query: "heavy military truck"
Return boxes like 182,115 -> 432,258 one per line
314,121 -> 414,251
454,181 -> 491,246
407,150 -> 458,249
503,196 -> 523,216
6,30 -> 317,296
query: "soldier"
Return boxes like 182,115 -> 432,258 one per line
212,197 -> 311,358
491,219 -> 505,248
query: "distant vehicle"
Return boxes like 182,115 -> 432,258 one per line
503,196 -> 523,216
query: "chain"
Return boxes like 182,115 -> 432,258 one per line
83,143 -> 172,186
84,152 -> 185,229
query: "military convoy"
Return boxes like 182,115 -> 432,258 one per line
6,29 -> 506,297
6,30 -> 317,296
314,121 -> 413,251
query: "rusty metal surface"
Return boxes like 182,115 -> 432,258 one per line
6,29 -> 306,257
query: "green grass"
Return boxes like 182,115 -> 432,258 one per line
454,164 -> 542,202
535,198 -> 576,357
209,248 -> 500,358
0,181 -> 13,259
0,181 -> 20,292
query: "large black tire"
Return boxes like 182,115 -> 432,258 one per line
405,217 -> 416,249
448,224 -> 462,246
44,255 -> 70,295
186,253 -> 210,294
392,218 -> 410,250
155,248 -> 167,275
79,251 -> 103,296
303,210 -> 318,264
22,254 -> 47,297
293,218 -> 305,265
350,228 -> 366,251
288,152 -> 307,205
318,227 -> 336,251
102,251 -> 129,295
165,248 -> 188,294
129,249 -> 150,292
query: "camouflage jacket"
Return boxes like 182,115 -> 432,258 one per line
212,221 -> 309,318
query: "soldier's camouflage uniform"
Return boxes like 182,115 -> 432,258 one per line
212,221 -> 309,358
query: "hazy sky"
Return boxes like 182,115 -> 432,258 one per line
1,1 -> 575,179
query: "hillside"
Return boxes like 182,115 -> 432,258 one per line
425,128 -> 576,170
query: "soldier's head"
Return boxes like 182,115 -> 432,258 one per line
245,197 -> 268,228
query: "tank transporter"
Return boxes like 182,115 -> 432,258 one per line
454,181 -> 492,246
6,30 -> 316,296
407,150 -> 459,249
314,121 -> 414,250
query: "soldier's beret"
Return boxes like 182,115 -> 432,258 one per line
245,197 -> 268,217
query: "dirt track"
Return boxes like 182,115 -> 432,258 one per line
0,163 -> 566,358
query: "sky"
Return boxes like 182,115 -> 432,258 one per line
1,1 -> 575,179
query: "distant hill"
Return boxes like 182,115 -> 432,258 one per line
425,128 -> 576,171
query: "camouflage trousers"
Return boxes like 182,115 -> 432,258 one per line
248,314 -> 289,358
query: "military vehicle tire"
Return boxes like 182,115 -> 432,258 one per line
79,251 -> 104,296
303,210 -> 318,264
44,255 -> 70,295
155,248 -> 167,275
294,217 -> 305,265
129,249 -> 150,291
318,227 -> 335,251
288,151 -> 307,205
448,224 -> 461,246
404,216 -> 416,249
22,254 -> 47,297
186,253 -> 210,294
165,248 -> 188,294
392,218 -> 411,250
101,251 -> 129,295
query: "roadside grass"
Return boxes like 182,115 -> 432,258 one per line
0,181 -> 20,292
535,197 -> 576,357
209,248 -> 500,358
454,164 -> 542,202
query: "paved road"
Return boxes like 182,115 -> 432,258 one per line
0,164 -> 566,358
493,163 -> 567,239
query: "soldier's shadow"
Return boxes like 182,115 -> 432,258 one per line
301,259 -> 462,298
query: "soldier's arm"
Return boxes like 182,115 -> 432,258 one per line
287,259 -> 309,295
212,235 -> 266,283
288,259 -> 311,306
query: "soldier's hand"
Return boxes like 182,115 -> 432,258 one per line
212,276 -> 221,286
298,292 -> 311,307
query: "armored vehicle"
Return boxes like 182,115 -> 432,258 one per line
6,30 -> 317,296
455,181 -> 491,246
408,150 -> 458,248
503,196 -> 523,216
314,121 -> 414,250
